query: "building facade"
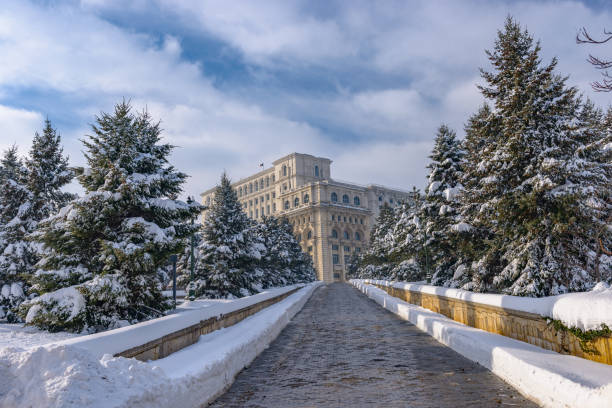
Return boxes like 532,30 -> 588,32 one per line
200,153 -> 412,282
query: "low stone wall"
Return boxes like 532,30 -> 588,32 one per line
372,283 -> 612,365
116,287 -> 301,361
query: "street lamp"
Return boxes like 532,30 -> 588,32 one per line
187,196 -> 196,301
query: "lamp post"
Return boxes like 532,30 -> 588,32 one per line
169,254 -> 177,309
187,196 -> 196,301
424,233 -> 431,284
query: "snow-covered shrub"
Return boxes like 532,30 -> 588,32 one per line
22,287 -> 86,332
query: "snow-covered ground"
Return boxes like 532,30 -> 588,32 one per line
363,279 -> 612,331
0,282 -> 322,408
0,323 -> 82,349
352,280 -> 612,408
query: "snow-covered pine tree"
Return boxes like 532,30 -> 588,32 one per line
191,173 -> 265,299
448,104 -> 502,290
275,217 -> 315,284
0,147 -> 31,321
22,102 -> 201,332
477,17 -> 594,296
570,101 -> 612,284
421,125 -> 464,286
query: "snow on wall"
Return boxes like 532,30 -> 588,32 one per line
52,284 -> 306,358
352,280 -> 612,408
0,282 -> 323,408
363,279 -> 612,331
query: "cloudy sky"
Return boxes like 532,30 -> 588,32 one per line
0,0 -> 610,198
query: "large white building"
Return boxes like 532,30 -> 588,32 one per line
200,153 -> 412,282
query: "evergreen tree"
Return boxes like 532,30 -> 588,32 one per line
476,17 -> 593,295
0,147 -> 30,321
22,102 -> 201,332
421,125 -> 464,285
191,173 -> 265,299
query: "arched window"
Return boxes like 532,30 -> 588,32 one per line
342,194 -> 349,203
331,192 -> 338,202
344,231 -> 350,240
296,234 -> 301,242
354,196 -> 360,206
332,229 -> 338,239
284,200 -> 290,210
314,165 -> 319,177
355,231 -> 361,241
283,165 -> 287,176
294,197 -> 299,207
303,194 -> 309,204
249,183 -> 253,193
307,230 -> 312,239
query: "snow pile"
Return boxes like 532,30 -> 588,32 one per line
0,282 -> 322,408
352,280 -> 612,408
363,279 -> 612,331
0,324 -> 80,349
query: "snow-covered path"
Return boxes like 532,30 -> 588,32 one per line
210,283 -> 537,407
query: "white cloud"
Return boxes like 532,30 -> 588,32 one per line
0,105 -> 43,155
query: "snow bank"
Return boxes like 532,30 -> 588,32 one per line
0,324 -> 80,349
352,280 -> 612,408
0,282 -> 322,408
362,279 -> 612,331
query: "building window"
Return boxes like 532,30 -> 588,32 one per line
344,246 -> 350,252
272,192 -> 276,198
315,165 -> 319,177
283,184 -> 287,191
303,194 -> 309,204
261,207 -> 264,217
332,229 -> 338,239
307,230 -> 312,239
249,183 -> 253,193
355,231 -> 361,241
283,165 -> 287,176
331,215 -> 335,221
344,231 -> 350,240
249,211 -> 253,218
333,254 -> 339,264
344,216 -> 347,222
308,246 -> 313,252
255,209 -> 258,218
378,195 -> 382,202
239,187 -> 242,197
294,197 -> 299,207
255,198 -> 258,205
342,194 -> 349,204
249,200 -> 253,207
284,200 -> 290,210
360,218 -> 363,224
344,255 -> 350,264
332,244 -> 339,251
266,205 -> 270,214
354,196 -> 360,206
390,198 -> 394,204
331,192 -> 338,202
255,182 -> 258,192
266,193 -> 269,201
355,247 -> 361,253
266,177 -> 269,187
273,203 -> 276,212
296,234 -> 301,242
272,174 -> 275,182
349,217 -> 352,223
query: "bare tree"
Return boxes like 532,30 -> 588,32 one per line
577,27 -> 612,92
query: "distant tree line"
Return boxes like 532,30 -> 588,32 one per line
350,17 -> 611,297
0,102 -> 314,332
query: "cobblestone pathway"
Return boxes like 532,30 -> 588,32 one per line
209,283 -> 538,407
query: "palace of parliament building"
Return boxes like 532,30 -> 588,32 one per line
200,153 -> 411,282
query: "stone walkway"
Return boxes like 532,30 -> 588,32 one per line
209,283 -> 538,407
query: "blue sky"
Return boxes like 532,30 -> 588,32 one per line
0,0 -> 610,198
